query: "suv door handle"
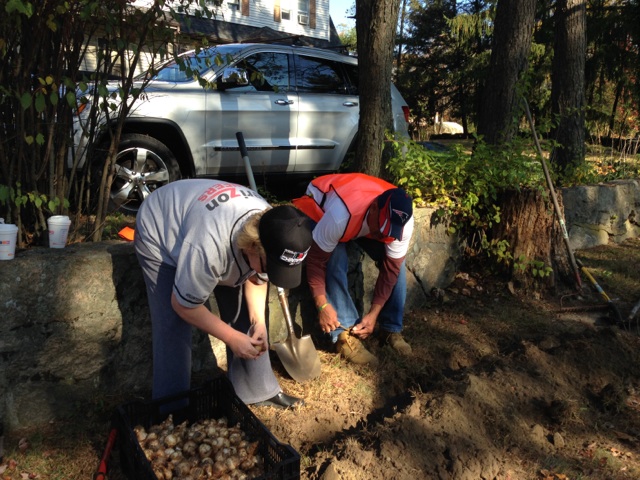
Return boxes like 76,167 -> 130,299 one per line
343,102 -> 359,107
274,99 -> 294,105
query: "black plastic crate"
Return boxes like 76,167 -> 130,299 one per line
113,376 -> 300,480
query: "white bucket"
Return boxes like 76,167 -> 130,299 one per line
0,223 -> 18,260
48,215 -> 72,248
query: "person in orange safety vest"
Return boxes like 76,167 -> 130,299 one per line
293,173 -> 414,365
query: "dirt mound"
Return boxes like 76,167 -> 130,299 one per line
250,237 -> 640,480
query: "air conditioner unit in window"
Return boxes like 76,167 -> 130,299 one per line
298,13 -> 309,25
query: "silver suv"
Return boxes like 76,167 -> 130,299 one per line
75,43 -> 410,214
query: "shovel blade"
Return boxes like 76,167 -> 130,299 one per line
273,334 -> 321,383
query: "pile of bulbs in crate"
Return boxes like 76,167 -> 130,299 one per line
134,414 -> 265,479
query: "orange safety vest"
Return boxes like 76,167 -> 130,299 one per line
292,173 -> 396,243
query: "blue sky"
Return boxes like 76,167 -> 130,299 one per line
330,0 -> 355,29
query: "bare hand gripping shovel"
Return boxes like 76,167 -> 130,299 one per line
236,131 -> 321,382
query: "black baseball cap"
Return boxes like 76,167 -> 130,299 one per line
259,205 -> 313,289
376,188 -> 413,240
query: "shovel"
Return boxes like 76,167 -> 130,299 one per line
236,131 -> 321,382
272,287 -> 322,382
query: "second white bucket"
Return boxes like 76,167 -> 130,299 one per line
48,215 -> 72,248
0,222 -> 19,260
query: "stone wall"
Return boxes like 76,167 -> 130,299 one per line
1,180 -> 638,432
562,179 -> 640,250
0,206 -> 461,432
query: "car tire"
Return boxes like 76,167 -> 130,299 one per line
93,133 -> 181,215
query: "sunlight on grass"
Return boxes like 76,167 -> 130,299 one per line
537,444 -> 640,480
2,423 -> 105,480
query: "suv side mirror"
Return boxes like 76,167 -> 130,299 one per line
217,67 -> 250,91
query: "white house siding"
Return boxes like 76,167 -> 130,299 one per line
222,1 -> 331,42
81,1 -> 334,77
79,39 -> 169,78
131,0 -> 331,41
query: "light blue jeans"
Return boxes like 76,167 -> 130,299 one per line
326,238 -> 407,343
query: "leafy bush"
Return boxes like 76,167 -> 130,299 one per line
387,137 -> 550,273
388,136 -> 639,278
389,136 -> 544,225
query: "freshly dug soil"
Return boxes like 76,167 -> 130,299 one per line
253,237 -> 640,480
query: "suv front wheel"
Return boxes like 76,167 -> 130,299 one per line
95,133 -> 181,215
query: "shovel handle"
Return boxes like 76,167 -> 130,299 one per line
94,428 -> 117,480
277,287 -> 297,336
522,97 -> 582,290
236,132 -> 258,192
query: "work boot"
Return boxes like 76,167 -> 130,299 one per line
381,331 -> 413,356
336,331 -> 379,366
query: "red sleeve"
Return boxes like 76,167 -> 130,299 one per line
306,241 -> 333,298
372,255 -> 404,306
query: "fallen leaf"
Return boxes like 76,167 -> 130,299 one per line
18,438 -> 28,452
613,430 -> 637,442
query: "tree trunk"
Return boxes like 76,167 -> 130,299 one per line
492,189 -> 573,292
607,79 -> 623,138
354,0 -> 401,178
476,0 -> 536,145
550,0 -> 586,175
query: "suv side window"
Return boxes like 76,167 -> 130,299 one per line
235,52 -> 292,92
342,63 -> 359,95
295,55 -> 350,94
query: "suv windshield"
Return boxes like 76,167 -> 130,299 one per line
139,45 -> 246,82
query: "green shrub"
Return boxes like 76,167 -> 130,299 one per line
387,137 -> 548,272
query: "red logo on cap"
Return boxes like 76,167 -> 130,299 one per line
280,247 -> 310,266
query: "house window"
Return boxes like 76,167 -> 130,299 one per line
298,0 -> 309,24
227,0 -> 239,11
279,0 -> 291,20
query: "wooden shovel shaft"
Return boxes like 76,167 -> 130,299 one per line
277,287 -> 297,337
237,131 -> 320,381
522,97 -> 582,290
274,287 -> 322,382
